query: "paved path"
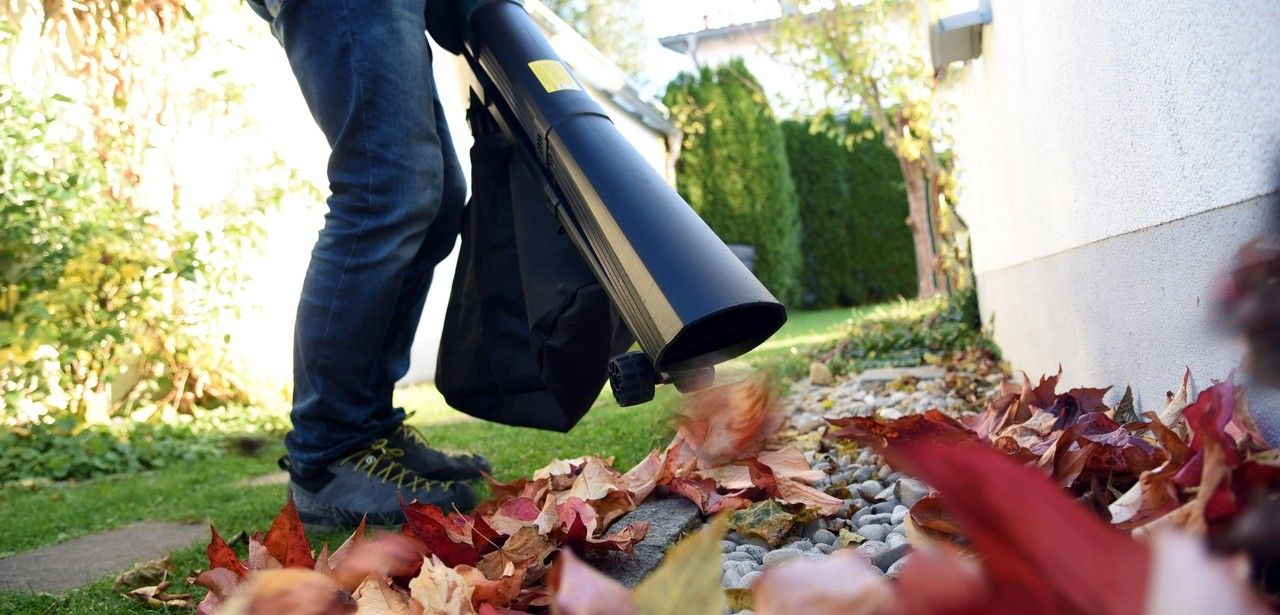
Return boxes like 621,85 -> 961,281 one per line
0,522 -> 206,593
588,495 -> 703,587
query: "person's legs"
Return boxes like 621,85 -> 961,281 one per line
266,0 -> 453,477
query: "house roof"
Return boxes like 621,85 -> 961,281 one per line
657,18 -> 782,54
525,0 -> 678,138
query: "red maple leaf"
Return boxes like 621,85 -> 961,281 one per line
401,500 -> 497,567
828,409 -> 979,450
262,496 -> 315,569
885,441 -> 1150,614
206,526 -> 248,577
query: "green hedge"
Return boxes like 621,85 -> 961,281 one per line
781,119 -> 917,307
663,60 -> 803,305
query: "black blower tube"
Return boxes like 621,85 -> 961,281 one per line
460,0 -> 786,379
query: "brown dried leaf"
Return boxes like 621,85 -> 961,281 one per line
353,574 -> 411,615
458,563 -> 525,609
408,556 -> 478,615
620,450 -> 664,502
190,568 -> 240,615
112,555 -> 174,592
247,537 -> 282,571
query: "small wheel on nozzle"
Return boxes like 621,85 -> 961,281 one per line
608,351 -> 658,406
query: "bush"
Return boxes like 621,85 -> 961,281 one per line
663,60 -> 804,305
0,405 -> 289,485
0,83 -> 275,423
830,289 -> 994,375
781,119 -> 917,307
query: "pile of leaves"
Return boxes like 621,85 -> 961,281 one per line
179,376 -> 843,613
552,441 -> 1272,614
827,369 -> 1279,601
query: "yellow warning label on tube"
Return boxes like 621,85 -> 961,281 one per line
528,60 -> 580,93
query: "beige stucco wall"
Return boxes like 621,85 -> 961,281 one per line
942,0 -> 1280,430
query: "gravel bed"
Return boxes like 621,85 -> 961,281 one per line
719,366 -> 997,608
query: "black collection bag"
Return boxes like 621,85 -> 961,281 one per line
435,127 -> 632,432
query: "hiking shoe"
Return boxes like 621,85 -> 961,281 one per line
384,420 -> 492,481
283,439 -> 476,529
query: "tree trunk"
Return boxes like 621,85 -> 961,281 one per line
898,157 -> 940,298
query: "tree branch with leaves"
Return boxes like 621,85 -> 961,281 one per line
773,0 -> 969,298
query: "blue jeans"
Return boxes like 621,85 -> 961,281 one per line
248,0 -> 467,476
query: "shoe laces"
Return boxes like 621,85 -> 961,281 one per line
397,420 -> 479,463
341,438 -> 446,491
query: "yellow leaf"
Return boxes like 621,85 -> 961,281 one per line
632,515 -> 729,615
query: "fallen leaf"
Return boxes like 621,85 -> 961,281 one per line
263,496 -> 316,569
313,544 -> 331,574
1030,367 -> 1062,410
725,587 -> 753,612
207,526 -> 249,577
328,516 -> 367,571
883,441 -> 1150,614
1157,369 -> 1192,435
190,567 -> 240,615
836,527 -> 865,548
620,450 -> 664,502
632,515 -> 729,615
891,545 -> 988,615
476,526 -> 556,582
126,580 -> 194,609
1114,385 -> 1139,424
246,536 -> 283,570
409,555 -> 479,615
402,501 -> 496,567
554,497 -> 649,554
1142,530 -> 1269,614
829,409 -> 979,451
548,549 -> 637,615
667,477 -> 754,515
907,495 -> 966,547
727,500 -> 802,547
458,564 -> 525,609
746,460 -> 842,516
487,497 -> 548,536
1137,433 -> 1231,537
753,549 -> 893,615
217,568 -> 344,615
1109,413 -> 1191,529
353,574 -> 411,614
561,457 -> 628,504
113,555 -> 174,591
809,361 -> 834,385
1048,386 -> 1112,431
1227,390 -> 1270,452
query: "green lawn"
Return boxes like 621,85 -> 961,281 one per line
0,306 -> 854,612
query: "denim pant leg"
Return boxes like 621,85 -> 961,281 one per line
259,0 -> 463,476
369,94 -> 467,414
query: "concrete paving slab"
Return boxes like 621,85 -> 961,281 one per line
0,522 -> 206,594
857,366 -> 946,385
587,495 -> 702,588
237,471 -> 290,488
